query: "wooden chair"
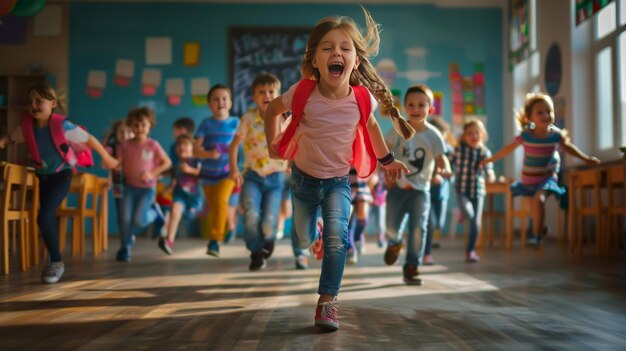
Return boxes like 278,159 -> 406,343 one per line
57,173 -> 101,257
568,169 -> 603,255
482,182 -> 509,248
605,165 -> 625,256
0,162 -> 35,274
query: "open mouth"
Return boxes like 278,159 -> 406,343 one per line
328,62 -> 344,77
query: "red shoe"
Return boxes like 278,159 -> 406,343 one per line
315,300 -> 339,331
311,220 -> 324,260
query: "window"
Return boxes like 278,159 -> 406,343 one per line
619,31 -> 626,144
596,47 -> 614,149
596,1 -> 617,40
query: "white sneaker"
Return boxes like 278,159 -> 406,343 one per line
41,262 -> 65,284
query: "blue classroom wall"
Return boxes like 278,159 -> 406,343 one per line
69,3 -> 502,235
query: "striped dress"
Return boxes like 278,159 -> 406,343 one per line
515,129 -> 563,185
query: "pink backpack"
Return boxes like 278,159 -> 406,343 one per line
21,113 -> 94,173
272,79 -> 377,178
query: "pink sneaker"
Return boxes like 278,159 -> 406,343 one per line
315,300 -> 339,331
423,254 -> 435,265
466,250 -> 480,263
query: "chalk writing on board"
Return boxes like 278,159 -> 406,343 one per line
230,27 -> 309,116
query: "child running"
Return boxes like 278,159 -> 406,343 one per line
264,7 -> 412,331
481,93 -> 599,246
383,84 -> 452,285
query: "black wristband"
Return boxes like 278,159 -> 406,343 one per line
378,151 -> 395,166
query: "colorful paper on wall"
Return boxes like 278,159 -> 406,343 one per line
432,92 -> 443,117
184,42 -> 200,66
142,68 -> 161,96
146,37 -> 172,65
33,5 -> 62,37
191,77 -> 210,106
166,78 -> 184,106
87,70 -> 106,98
114,59 -> 134,87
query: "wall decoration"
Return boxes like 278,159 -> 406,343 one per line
87,70 -> 106,98
191,77 -> 210,106
576,0 -> 614,25
449,63 -> 486,135
376,58 -> 398,88
432,92 -> 443,118
184,42 -> 200,66
33,4 -> 61,36
141,68 -> 161,96
11,0 -> 46,17
166,78 -> 184,106
0,0 -> 17,17
509,0 -> 529,68
146,37 -> 172,65
229,27 -> 309,116
544,43 -> 562,96
0,15 -> 27,44
114,59 -> 134,87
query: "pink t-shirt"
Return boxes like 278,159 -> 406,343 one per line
120,138 -> 167,188
281,83 -> 378,179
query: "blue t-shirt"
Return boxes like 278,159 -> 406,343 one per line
33,120 -> 87,175
194,116 -> 239,183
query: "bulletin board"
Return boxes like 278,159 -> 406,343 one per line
229,27 -> 309,116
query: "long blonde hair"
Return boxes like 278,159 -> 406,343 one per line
301,7 -> 415,140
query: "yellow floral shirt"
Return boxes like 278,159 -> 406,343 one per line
236,108 -> 287,177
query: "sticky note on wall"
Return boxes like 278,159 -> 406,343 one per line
184,42 -> 200,66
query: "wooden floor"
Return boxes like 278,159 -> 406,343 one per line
1,236 -> 625,350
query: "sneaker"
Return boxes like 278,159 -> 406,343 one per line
295,255 -> 309,270
276,229 -> 285,241
423,254 -> 435,266
249,251 -> 267,271
158,238 -> 174,255
206,240 -> 220,257
41,261 -> 64,284
262,241 -> 275,259
116,247 -> 131,262
466,250 -> 480,263
525,235 -> 540,247
384,242 -> 403,266
346,248 -> 358,265
315,300 -> 339,331
377,235 -> 386,249
355,239 -> 366,254
403,264 -> 422,285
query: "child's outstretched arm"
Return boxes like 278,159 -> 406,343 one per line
264,96 -> 288,159
366,114 -> 409,181
86,135 -> 119,169
228,135 -> 244,186
562,140 -> 601,165
479,140 -> 521,166
0,127 -> 24,149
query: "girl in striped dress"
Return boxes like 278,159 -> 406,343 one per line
450,119 -> 495,262
482,93 -> 599,246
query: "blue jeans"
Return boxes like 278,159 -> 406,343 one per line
290,165 -> 350,296
386,187 -> 430,266
37,169 -> 73,262
425,193 -> 449,255
120,184 -> 156,248
241,170 -> 285,253
456,191 -> 485,253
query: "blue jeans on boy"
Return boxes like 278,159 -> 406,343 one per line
290,165 -> 351,297
386,187 -> 430,266
456,191 -> 485,253
120,184 -> 157,248
426,181 -> 450,255
242,170 -> 284,253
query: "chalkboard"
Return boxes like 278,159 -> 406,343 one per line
229,27 -> 310,116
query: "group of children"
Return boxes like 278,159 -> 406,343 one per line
0,6 -> 601,333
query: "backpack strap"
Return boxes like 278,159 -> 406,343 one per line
277,79 -> 316,157
20,113 -> 42,167
21,113 -> 77,173
352,86 -> 377,178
